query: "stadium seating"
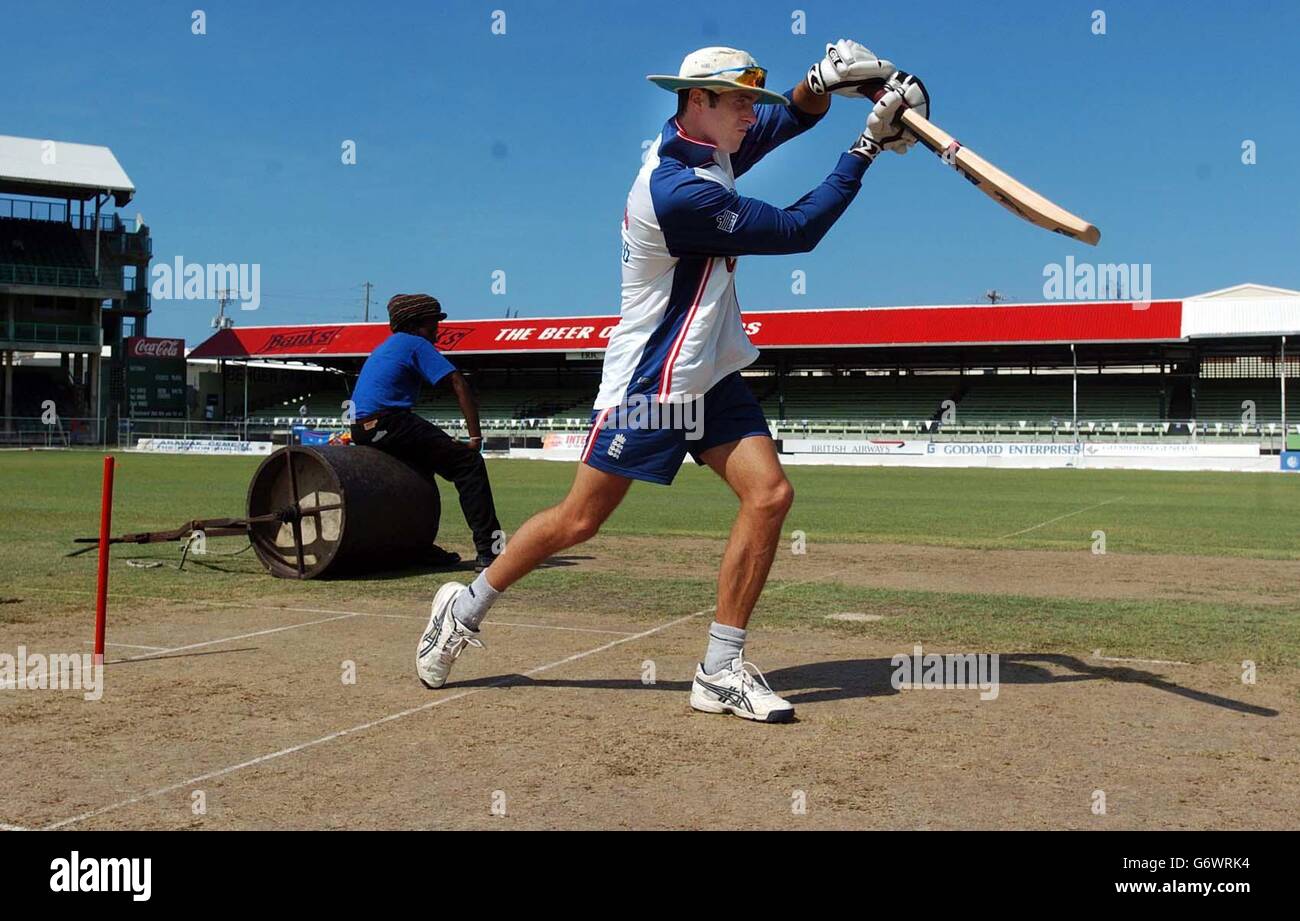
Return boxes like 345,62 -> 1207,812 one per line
0,217 -> 101,287
1196,379 -> 1284,423
242,367 -> 1293,442
951,375 -> 1073,423
761,373 -> 959,422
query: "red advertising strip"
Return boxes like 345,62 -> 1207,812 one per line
186,301 -> 1184,360
745,301 -> 1184,348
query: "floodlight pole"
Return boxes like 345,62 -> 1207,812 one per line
1282,336 -> 1288,449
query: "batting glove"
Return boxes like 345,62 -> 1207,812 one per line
851,88 -> 906,161
806,39 -> 896,98
873,72 -> 931,154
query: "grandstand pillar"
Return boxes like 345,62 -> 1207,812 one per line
777,359 -> 786,421
93,192 -> 102,275
1070,343 -> 1078,430
1282,336 -> 1288,437
60,351 -> 71,383
89,350 -> 101,440
2,350 -> 11,431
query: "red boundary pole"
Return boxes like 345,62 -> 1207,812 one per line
94,455 -> 115,665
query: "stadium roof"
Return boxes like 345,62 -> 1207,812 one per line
188,294 -> 1300,361
190,300 -> 1200,360
0,135 -> 135,205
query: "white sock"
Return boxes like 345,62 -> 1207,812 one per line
450,571 -> 500,630
703,622 -> 746,675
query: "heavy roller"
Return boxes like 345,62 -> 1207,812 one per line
72,445 -> 443,579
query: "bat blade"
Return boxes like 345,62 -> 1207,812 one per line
899,108 -> 1100,245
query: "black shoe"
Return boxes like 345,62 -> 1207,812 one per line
474,552 -> 499,572
429,544 -> 462,569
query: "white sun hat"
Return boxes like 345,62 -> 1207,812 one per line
647,47 -> 790,105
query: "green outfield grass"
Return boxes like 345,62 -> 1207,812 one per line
1,451 -> 1297,665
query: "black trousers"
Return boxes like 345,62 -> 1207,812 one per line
350,411 -> 502,557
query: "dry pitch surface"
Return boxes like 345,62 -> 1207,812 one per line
1,453 -> 1297,830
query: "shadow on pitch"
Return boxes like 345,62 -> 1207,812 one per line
451,654 -> 1276,717
771,654 -> 1276,717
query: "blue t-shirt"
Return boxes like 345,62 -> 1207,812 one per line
352,332 -> 455,418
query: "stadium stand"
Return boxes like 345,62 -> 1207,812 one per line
1,136 -> 146,440
0,218 -> 98,285
946,375 -> 1072,422
1197,379 -> 1283,423
178,290 -> 1299,455
762,372 -> 958,422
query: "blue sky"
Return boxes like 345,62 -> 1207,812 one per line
4,0 -> 1298,345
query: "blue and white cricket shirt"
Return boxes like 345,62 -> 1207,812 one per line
595,89 -> 870,409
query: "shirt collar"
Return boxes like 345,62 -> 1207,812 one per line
657,117 -> 719,168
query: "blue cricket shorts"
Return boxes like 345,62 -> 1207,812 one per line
580,372 -> 770,485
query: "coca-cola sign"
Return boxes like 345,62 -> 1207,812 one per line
127,337 -> 185,359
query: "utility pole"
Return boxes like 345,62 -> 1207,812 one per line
984,289 -> 1005,304
212,289 -> 234,330
362,281 -> 374,322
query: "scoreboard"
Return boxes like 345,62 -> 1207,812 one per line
124,337 -> 187,418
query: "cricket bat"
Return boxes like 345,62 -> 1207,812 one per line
895,107 -> 1101,246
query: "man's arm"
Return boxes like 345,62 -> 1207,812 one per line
731,86 -> 828,178
790,81 -> 830,118
659,152 -> 869,258
730,40 -> 891,177
447,371 -> 484,447
659,89 -> 910,258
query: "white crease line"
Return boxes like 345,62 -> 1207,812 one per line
42,607 -> 712,830
24,586 -> 376,620
0,823 -> 29,832
1091,649 -> 1191,667
999,496 -> 1125,539
119,614 -> 360,661
19,586 -> 639,635
85,641 -> 169,652
482,620 -> 636,636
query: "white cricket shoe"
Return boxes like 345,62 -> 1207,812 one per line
690,654 -> 795,723
416,582 -> 484,689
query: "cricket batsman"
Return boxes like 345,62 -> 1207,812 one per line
415,43 -> 928,721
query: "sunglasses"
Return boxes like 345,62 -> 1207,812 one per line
700,65 -> 767,89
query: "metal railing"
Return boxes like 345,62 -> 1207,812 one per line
0,263 -> 97,288
101,230 -> 152,257
0,262 -> 123,290
4,414 -> 1296,454
0,199 -> 138,233
4,322 -> 102,346
0,416 -> 102,447
115,418 -> 270,449
70,213 -> 139,233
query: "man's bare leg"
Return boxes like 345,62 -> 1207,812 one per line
418,463 -> 632,689
482,463 -> 631,590
687,434 -> 797,722
698,435 -> 794,629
